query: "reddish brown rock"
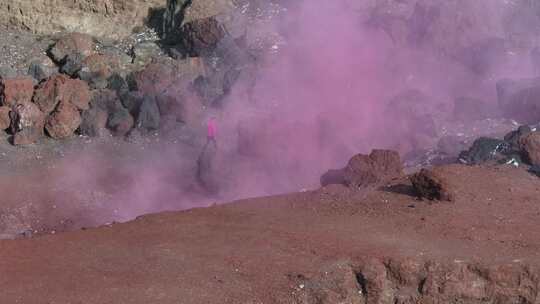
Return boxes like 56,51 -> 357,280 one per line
321,150 -> 403,188
132,63 -> 175,94
49,32 -> 95,62
82,54 -> 119,79
33,75 -> 90,114
410,168 -> 454,202
12,102 -> 45,145
45,101 -> 82,139
519,132 -> 540,166
0,106 -> 11,130
0,77 -> 34,106
343,150 -> 404,188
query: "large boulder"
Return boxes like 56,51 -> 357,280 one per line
33,75 -> 90,114
78,53 -> 121,89
321,150 -> 403,188
519,131 -> 540,166
82,89 -> 133,137
410,167 -> 454,202
12,102 -> 46,145
496,78 -> 540,124
132,42 -> 162,67
0,77 -> 34,106
458,137 -> 511,165
131,63 -> 175,94
45,101 -> 81,139
178,17 -> 226,56
28,57 -> 58,82
49,32 -> 95,63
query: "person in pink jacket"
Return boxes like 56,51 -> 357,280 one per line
206,116 -> 217,148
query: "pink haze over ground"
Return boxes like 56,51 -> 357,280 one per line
2,0 -> 540,237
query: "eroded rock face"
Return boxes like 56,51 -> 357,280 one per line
0,0 -> 167,39
299,258 -> 539,304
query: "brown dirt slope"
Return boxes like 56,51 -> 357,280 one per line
1,164 -> 540,303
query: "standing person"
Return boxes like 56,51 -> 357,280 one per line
206,116 -> 217,149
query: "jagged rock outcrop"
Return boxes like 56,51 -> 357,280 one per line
0,0 -> 167,39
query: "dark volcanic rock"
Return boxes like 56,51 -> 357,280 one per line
60,52 -> 85,77
12,102 -> 45,145
80,101 -> 109,138
0,77 -> 34,107
28,60 -> 57,83
411,168 -> 454,201
343,150 -> 403,188
179,17 -> 226,57
49,32 -> 95,63
86,89 -> 134,137
45,101 -> 81,139
107,73 -> 129,97
458,137 -> 511,165
496,78 -> 540,124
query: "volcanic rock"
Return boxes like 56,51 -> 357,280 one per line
33,75 -> 90,114
504,125 -> 532,149
11,102 -> 45,145
0,106 -> 11,130
0,77 -> 34,106
28,58 -> 58,82
496,78 -> 540,124
107,73 -> 129,97
410,168 -> 454,201
87,89 -> 133,137
80,98 -> 109,138
458,137 -> 511,165
49,32 -> 95,62
60,52 -> 85,77
132,42 -> 162,67
343,150 -> 403,188
179,17 -> 226,56
45,101 -> 82,139
131,63 -> 175,94
78,54 -> 121,89
519,132 -> 540,166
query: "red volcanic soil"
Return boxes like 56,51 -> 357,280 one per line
1,164 -> 540,303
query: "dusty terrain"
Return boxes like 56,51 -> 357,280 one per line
1,164 -> 540,303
